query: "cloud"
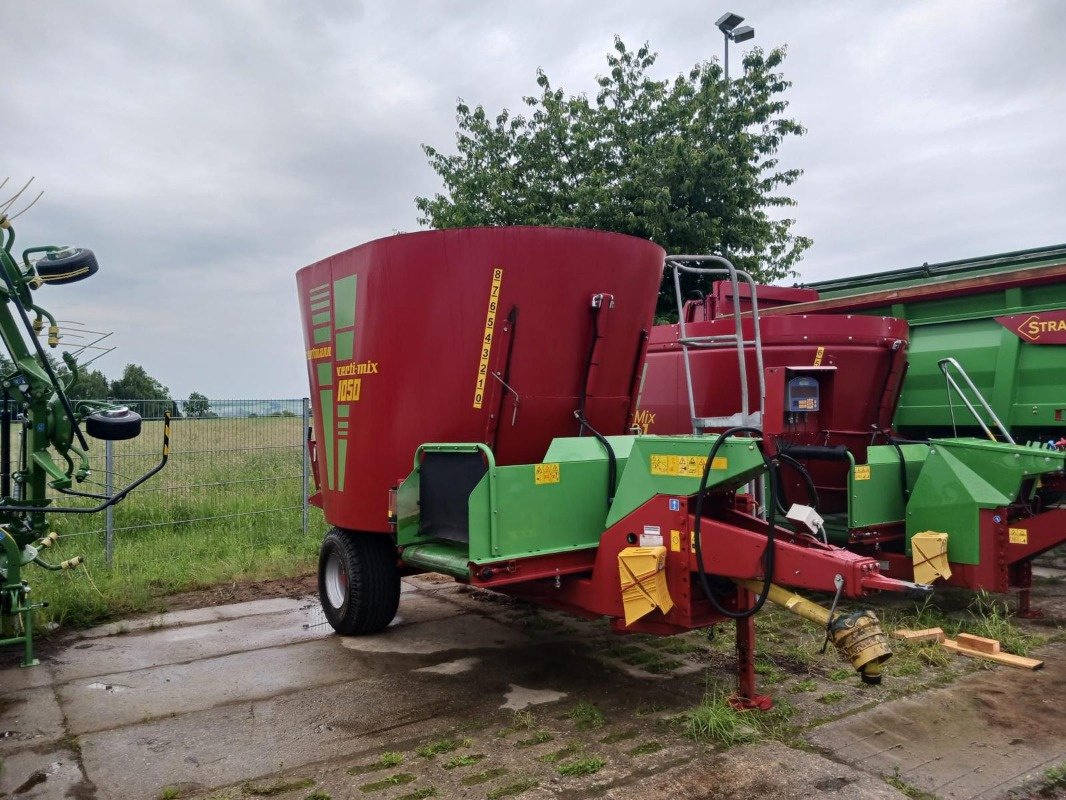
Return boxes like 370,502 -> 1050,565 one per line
2,0 -> 1062,395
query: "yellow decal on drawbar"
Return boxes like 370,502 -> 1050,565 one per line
650,454 -> 727,477
473,268 -> 504,409
854,465 -> 871,481
1009,527 -> 1028,544
535,463 -> 560,485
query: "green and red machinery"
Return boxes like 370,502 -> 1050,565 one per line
637,254 -> 1066,614
298,227 -> 933,707
0,186 -> 168,666
797,243 -> 1066,444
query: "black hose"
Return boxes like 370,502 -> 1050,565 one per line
773,451 -> 820,514
576,411 -> 617,505
576,303 -> 617,504
693,426 -> 777,620
870,427 -> 912,504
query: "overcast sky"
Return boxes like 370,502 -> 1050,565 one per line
3,1 -> 1063,398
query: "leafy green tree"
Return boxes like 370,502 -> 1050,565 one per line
109,364 -> 173,419
417,38 -> 811,313
65,367 -> 109,402
183,391 -> 211,418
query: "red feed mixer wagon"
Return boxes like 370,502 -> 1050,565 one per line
297,227 -> 942,707
637,259 -> 1066,613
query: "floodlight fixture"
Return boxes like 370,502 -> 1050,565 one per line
716,12 -> 744,33
731,24 -> 755,43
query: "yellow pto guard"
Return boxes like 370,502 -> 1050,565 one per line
618,546 -> 674,625
911,531 -> 952,584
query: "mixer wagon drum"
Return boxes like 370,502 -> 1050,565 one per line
297,227 -> 665,633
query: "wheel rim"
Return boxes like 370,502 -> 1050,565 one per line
323,550 -> 349,609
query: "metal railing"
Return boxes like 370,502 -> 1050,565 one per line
669,254 -> 767,431
938,359 -> 1015,444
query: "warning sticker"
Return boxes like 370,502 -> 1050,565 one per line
670,530 -> 681,552
854,465 -> 871,481
534,463 -> 560,485
1009,527 -> 1028,545
650,454 -> 727,476
640,525 -> 663,547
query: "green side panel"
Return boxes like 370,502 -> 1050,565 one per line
317,363 -> 332,387
402,542 -> 470,578
312,311 -> 331,326
807,249 -> 1066,435
466,460 -> 610,562
396,467 -> 421,545
333,275 -> 357,329
337,439 -> 348,491
319,389 -> 335,490
846,444 -> 929,528
543,435 -> 637,463
607,435 -> 766,528
313,325 -> 331,344
337,404 -> 350,418
905,438 -> 1066,564
310,299 -> 331,311
335,330 -> 355,361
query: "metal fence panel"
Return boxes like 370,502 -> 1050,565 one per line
43,398 -> 318,565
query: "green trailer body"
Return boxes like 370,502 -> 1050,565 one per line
794,244 -> 1066,440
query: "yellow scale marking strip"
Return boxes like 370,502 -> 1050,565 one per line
473,268 -> 504,409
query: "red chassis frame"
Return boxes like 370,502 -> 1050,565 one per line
470,492 -> 921,708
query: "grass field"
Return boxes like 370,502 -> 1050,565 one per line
28,413 -> 324,628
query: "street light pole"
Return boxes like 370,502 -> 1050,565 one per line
716,11 -> 756,84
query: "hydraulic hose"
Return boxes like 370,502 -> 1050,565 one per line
693,426 -> 777,619
772,451 -> 819,515
576,300 -> 617,504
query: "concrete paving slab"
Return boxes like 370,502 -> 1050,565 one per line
604,741 -> 908,799
58,611 -> 516,735
807,641 -> 1066,799
77,674 -> 457,800
51,609 -> 328,682
76,596 -> 308,639
50,590 -> 462,683
0,740 -> 89,799
0,685 -> 66,754
0,658 -> 59,693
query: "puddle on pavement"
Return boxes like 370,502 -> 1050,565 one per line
501,684 -> 567,710
414,657 -> 480,675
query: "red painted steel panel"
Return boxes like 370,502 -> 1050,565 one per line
996,309 -> 1066,344
296,227 -> 664,533
638,313 -> 909,444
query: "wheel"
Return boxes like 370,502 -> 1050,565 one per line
85,408 -> 142,441
318,528 -> 400,635
35,248 -> 99,285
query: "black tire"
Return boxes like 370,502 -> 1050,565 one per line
85,408 -> 142,441
318,528 -> 400,635
35,248 -> 99,285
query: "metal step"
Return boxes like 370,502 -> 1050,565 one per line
401,542 -> 470,578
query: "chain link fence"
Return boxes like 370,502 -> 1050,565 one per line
49,398 -> 315,564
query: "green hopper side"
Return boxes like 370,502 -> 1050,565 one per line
787,244 -> 1066,441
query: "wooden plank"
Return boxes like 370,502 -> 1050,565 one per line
890,628 -> 945,643
942,639 -> 1043,670
956,632 -> 1000,654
